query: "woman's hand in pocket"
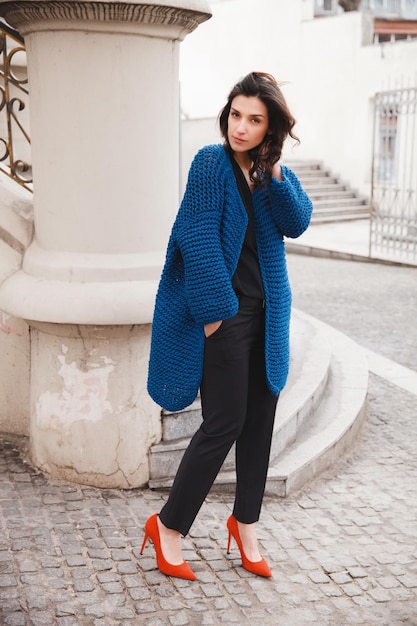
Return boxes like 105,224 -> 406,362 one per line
204,320 -> 223,338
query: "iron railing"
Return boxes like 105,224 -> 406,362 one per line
0,21 -> 32,192
370,86 -> 417,264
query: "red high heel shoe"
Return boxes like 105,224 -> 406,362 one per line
226,515 -> 272,578
140,514 -> 196,581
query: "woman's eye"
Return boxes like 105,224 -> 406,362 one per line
252,118 -> 261,124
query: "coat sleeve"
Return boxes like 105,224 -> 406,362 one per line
174,147 -> 239,326
266,165 -> 313,238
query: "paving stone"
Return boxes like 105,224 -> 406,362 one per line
91,559 -> 113,571
0,574 -> 18,587
168,611 -> 190,625
128,586 -> 152,601
340,582 -> 365,597
100,581 -> 124,593
216,570 -> 240,582
29,611 -> 55,626
308,570 -> 332,584
347,566 -> 368,579
390,588 -> 415,601
87,549 -> 109,559
233,595 -> 252,607
65,555 -> 87,567
134,600 -> 157,614
378,576 -> 401,589
3,613 -> 27,626
351,595 -> 375,608
117,561 -> 138,575
398,575 -> 417,588
110,549 -> 131,561
200,583 -> 224,598
56,603 -> 78,617
26,590 -> 49,609
159,596 -> 187,611
72,578 -> 95,593
368,588 -> 392,602
111,607 -> 136,619
84,605 -> 105,618
329,571 -> 351,585
218,610 -> 241,623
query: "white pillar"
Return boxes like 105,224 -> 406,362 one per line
0,0 -> 211,487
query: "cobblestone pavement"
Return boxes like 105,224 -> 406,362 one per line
0,255 -> 416,626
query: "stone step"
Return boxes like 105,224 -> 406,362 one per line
311,211 -> 371,223
0,174 -> 33,254
312,211 -> 371,225
283,161 -> 331,179
265,316 -> 368,496
159,311 -> 330,449
149,310 -> 331,487
313,197 -> 368,209
161,398 -> 202,442
303,177 -> 340,187
311,202 -> 371,223
313,205 -> 371,216
282,159 -> 323,172
294,171 -> 337,181
310,190 -> 357,201
212,313 -> 369,497
303,183 -> 348,194
148,310 -> 368,494
283,160 -> 371,223
267,310 -> 331,461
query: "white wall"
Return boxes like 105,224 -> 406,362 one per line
180,0 -> 305,119
179,0 -> 417,196
296,11 -> 417,194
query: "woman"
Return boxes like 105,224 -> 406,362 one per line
142,72 -> 313,580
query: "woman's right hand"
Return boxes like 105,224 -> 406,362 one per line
204,321 -> 223,338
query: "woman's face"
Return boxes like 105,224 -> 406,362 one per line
227,95 -> 269,155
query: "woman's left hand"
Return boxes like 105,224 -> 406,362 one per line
204,321 -> 223,338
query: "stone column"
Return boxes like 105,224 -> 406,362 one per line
0,1 -> 211,487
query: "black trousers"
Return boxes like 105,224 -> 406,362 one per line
159,299 -> 279,536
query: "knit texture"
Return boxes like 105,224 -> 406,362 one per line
148,144 -> 313,412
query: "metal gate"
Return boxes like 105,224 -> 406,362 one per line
370,86 -> 417,265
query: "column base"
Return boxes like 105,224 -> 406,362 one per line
0,269 -> 159,324
29,321 -> 161,488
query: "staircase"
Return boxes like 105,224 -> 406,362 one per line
284,160 -> 371,223
0,173 -> 33,282
148,309 -> 368,497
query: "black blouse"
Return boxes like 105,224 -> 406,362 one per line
230,157 -> 265,300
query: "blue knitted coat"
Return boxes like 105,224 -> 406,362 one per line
147,144 -> 312,412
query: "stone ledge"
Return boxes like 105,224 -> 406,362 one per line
149,310 -> 368,494
265,319 -> 369,497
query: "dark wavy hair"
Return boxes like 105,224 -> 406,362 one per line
218,72 -> 299,187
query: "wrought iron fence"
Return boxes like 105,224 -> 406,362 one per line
0,21 -> 32,192
370,85 -> 417,264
